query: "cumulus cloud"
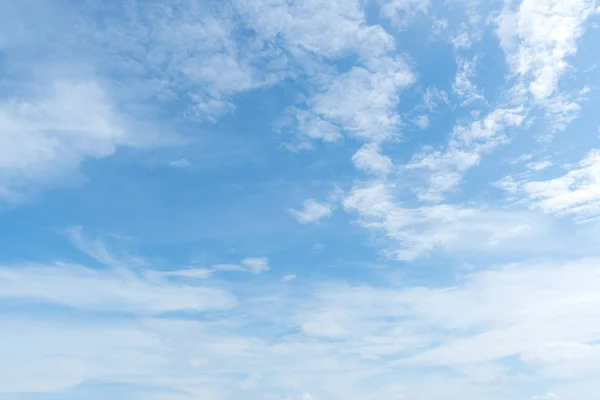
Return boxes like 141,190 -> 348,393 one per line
496,0 -> 595,101
352,143 -> 394,175
290,58 -> 415,145
241,0 -> 416,147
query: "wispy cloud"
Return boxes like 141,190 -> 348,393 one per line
289,199 -> 333,224
65,226 -> 147,268
413,115 -> 431,130
92,0 -> 285,121
378,0 -> 431,26
5,255 -> 600,398
0,263 -> 236,315
0,80 -> 138,200
342,181 -> 558,260
499,150 -> 600,222
406,107 -> 525,200
160,257 -> 271,280
526,160 -> 553,171
390,0 -> 595,206
452,56 -> 484,105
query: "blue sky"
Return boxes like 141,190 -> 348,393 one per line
1,0 -> 600,399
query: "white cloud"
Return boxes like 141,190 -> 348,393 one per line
0,263 -> 236,314
163,258 -> 271,279
234,0 -> 420,68
413,115 -> 430,130
526,160 -> 553,171
282,274 -> 297,282
112,2 -> 283,122
286,110 -> 344,145
494,175 -> 521,197
513,153 -> 534,164
240,0 -> 415,147
1,1 -> 301,200
300,308 -> 351,338
452,56 -> 484,104
424,87 -> 450,110
298,258 -> 600,377
162,267 -> 215,280
0,80 -> 139,201
6,255 -> 600,398
65,226 -> 148,269
0,316 -> 164,393
2,1 -> 288,125
496,0 -> 595,101
395,258 -> 600,370
400,0 -> 594,204
452,30 -> 472,49
342,181 -> 551,260
503,150 -> 600,222
242,257 -> 271,274
352,143 -> 394,175
292,58 -> 415,145
431,18 -> 449,36
235,0 -> 368,58
289,199 -> 333,224
66,226 -> 124,266
406,107 -> 525,200
379,0 -> 430,26
542,92 -> 585,134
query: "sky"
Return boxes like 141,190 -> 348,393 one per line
1,0 -> 600,399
